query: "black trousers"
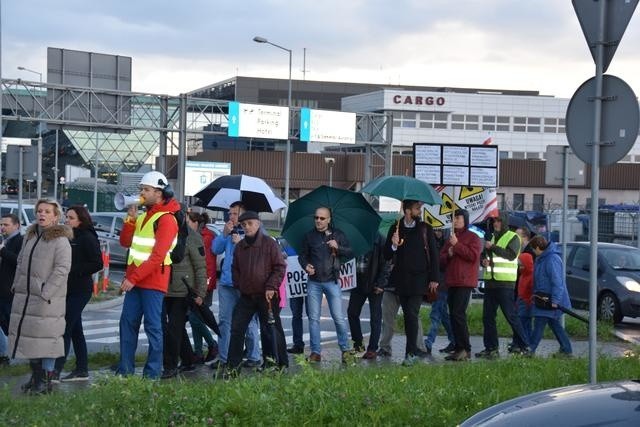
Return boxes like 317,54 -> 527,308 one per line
398,295 -> 422,357
347,288 -> 383,352
228,293 -> 288,369
448,287 -> 472,352
162,296 -> 193,371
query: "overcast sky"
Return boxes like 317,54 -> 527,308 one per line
2,0 -> 639,98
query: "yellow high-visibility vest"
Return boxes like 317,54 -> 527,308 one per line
483,230 -> 520,282
127,211 -> 177,266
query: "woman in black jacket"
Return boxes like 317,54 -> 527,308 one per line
54,205 -> 103,381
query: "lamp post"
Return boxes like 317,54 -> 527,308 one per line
17,66 -> 43,200
253,36 -> 292,207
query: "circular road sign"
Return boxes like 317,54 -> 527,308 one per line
565,75 -> 639,166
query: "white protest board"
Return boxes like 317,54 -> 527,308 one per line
285,256 -> 357,298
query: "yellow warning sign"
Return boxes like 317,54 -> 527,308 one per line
439,193 -> 460,215
423,210 -> 445,228
459,186 -> 484,199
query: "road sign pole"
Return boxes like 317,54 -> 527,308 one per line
587,0 -> 607,385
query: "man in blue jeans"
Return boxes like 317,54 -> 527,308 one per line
117,171 -> 180,379
212,201 -> 261,371
298,206 -> 353,363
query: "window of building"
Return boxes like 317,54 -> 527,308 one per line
418,112 -> 448,129
525,152 -> 540,159
499,151 -> 509,159
568,195 -> 578,209
532,194 -> 545,212
512,152 -> 525,159
513,193 -> 525,210
392,111 -> 417,128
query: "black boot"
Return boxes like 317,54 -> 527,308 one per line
31,370 -> 54,395
21,361 -> 40,393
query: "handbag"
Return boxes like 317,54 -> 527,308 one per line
533,291 -> 553,310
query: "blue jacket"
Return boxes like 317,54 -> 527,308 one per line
532,241 -> 572,318
212,226 -> 242,287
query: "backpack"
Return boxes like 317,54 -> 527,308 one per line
153,208 -> 189,264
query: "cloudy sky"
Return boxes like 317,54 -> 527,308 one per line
2,0 -> 639,98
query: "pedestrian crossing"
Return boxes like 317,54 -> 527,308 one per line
81,314 -> 363,348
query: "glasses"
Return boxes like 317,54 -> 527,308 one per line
314,216 -> 328,221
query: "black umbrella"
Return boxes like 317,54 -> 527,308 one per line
533,293 -> 589,324
182,277 -> 220,335
193,174 -> 285,213
266,299 -> 281,366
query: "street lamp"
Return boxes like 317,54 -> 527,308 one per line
253,36 -> 292,207
17,66 -> 44,200
324,157 -> 335,187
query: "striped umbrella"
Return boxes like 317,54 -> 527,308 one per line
194,174 -> 285,213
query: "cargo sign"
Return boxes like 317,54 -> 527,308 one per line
227,101 -> 289,140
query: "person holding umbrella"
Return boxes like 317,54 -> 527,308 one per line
226,211 -> 287,375
298,206 -> 354,363
384,199 -> 440,365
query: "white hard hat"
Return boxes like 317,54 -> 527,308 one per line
139,171 -> 169,189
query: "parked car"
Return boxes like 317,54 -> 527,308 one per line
564,242 -> 640,323
0,202 -> 36,230
460,380 -> 640,426
91,212 -> 127,265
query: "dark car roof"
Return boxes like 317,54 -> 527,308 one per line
566,242 -> 633,249
461,380 -> 640,426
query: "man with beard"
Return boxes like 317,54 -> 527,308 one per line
384,199 -> 439,365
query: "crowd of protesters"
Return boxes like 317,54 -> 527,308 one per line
0,175 -> 575,393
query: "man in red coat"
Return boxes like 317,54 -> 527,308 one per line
117,171 -> 180,379
440,209 -> 483,362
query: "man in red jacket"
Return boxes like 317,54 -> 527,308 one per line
116,171 -> 180,379
440,209 -> 483,362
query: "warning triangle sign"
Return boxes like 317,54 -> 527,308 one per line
439,193 -> 459,216
423,210 -> 445,228
459,186 -> 484,200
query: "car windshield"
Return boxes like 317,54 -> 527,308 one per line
602,247 -> 640,270
24,208 -> 35,224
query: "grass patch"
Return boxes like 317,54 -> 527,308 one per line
1,353 -> 639,426
89,281 -> 122,303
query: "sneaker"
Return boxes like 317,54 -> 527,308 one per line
286,346 -> 304,354
208,357 -> 222,369
353,342 -> 365,353
439,343 -> 456,354
161,369 -> 178,379
204,347 -> 219,363
241,359 -> 262,369
342,350 -> 357,364
0,356 -> 10,367
362,350 -> 377,360
415,348 -> 431,358
61,371 -> 89,382
307,352 -> 321,362
49,370 -> 61,384
475,348 -> 499,359
509,346 -> 532,356
402,355 -> 417,366
192,355 -> 205,365
445,350 -> 470,362
377,348 -> 392,358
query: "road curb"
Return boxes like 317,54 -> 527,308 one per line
614,329 -> 640,346
85,295 -> 124,312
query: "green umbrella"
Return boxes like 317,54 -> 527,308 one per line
360,175 -> 443,205
282,186 -> 381,257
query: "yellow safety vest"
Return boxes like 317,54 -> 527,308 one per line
127,211 -> 177,266
483,230 -> 520,282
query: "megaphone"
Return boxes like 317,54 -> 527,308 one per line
114,192 -> 143,211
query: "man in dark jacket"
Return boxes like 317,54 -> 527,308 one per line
477,211 -> 530,358
384,199 -> 439,365
0,214 -> 23,365
298,206 -> 353,363
439,209 -> 483,361
347,232 -> 388,359
227,211 -> 287,373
